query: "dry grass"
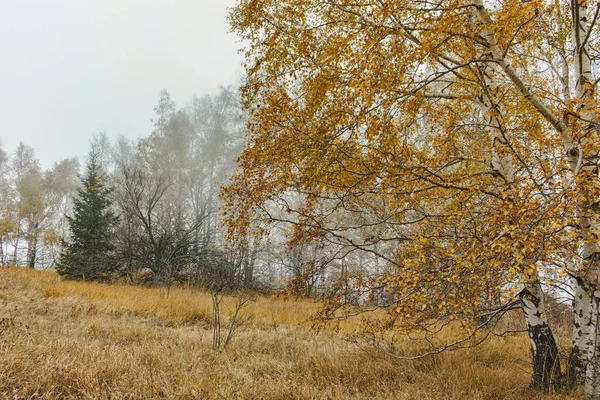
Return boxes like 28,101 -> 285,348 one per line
0,267 -> 581,399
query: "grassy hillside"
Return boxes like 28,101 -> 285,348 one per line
0,267 -> 580,399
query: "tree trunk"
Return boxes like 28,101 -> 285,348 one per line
567,279 -> 593,389
573,207 -> 600,399
26,223 -> 39,268
584,295 -> 600,398
467,12 -> 562,389
519,284 -> 562,391
12,235 -> 19,265
243,248 -> 256,288
569,1 -> 600,393
0,238 -> 4,266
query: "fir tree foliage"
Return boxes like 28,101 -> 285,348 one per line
56,152 -> 118,281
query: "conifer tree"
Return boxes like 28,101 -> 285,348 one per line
56,152 -> 118,281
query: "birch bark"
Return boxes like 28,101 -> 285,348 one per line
472,0 -> 600,395
571,1 -> 600,396
568,280 -> 594,388
470,9 -> 562,388
519,280 -> 562,390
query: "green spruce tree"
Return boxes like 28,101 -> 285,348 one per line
56,152 -> 118,281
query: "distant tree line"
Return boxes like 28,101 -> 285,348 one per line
0,142 -> 79,269
0,87 -> 354,295
56,87 -> 262,291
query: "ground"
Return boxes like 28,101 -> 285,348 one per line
0,267 -> 581,399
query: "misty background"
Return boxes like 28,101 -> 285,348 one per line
0,0 -> 348,295
0,0 -> 242,167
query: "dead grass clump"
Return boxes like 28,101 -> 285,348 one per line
42,287 -> 65,298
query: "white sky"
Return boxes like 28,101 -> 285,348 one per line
0,0 -> 243,168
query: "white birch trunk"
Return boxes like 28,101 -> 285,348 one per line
472,0 -> 600,394
571,0 -> 600,396
568,279 -> 595,387
519,280 -> 562,390
470,8 -> 561,389
590,298 -> 600,397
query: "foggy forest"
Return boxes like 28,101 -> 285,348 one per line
4,0 -> 600,399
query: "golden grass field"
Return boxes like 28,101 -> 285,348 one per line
0,267 -> 582,399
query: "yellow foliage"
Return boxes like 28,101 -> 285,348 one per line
223,0 -> 595,336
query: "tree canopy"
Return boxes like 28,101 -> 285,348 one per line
226,0 -> 600,396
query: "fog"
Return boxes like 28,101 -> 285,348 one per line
0,0 -> 242,168
0,0 -> 363,297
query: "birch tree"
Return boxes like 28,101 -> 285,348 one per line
41,158 -> 80,268
227,0 -> 600,395
11,143 -> 40,265
0,143 -> 12,265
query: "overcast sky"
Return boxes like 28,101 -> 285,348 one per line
0,0 -> 243,168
